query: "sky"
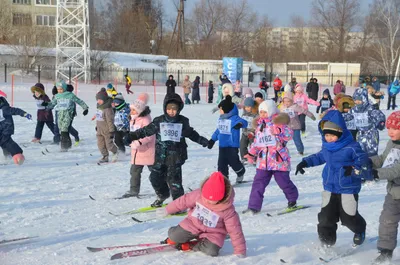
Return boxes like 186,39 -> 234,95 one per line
164,0 -> 375,27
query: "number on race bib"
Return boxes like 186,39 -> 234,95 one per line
218,119 -> 231,134
321,100 -> 330,109
57,99 -> 70,110
382,148 -> 400,168
255,129 -> 276,147
346,119 -> 356,130
283,108 -> 296,118
191,203 -> 220,228
160,123 -> 183,142
354,113 -> 369,127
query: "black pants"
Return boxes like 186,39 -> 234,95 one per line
218,147 -> 245,178
149,164 -> 184,200
0,135 -> 23,156
274,90 -> 279,102
34,120 -> 55,140
318,191 -> 366,245
299,114 -> 306,133
387,95 -> 396,110
208,94 -> 213,103
114,131 -> 128,153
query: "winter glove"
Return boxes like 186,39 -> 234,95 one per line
91,115 -> 96,121
295,161 -> 307,175
156,208 -> 168,218
372,169 -> 379,180
24,113 -> 32,120
244,154 -> 255,165
41,102 -> 48,106
199,137 -> 208,148
248,132 -> 254,140
207,139 -> 215,149
82,109 -> 89,116
343,166 -> 353,176
95,126 -> 97,131
123,134 -> 133,146
233,123 -> 243,130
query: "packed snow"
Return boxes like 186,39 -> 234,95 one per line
0,81 -> 398,265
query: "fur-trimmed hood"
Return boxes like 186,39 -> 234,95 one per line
337,96 -> 355,113
31,83 -> 46,96
222,83 -> 234,97
252,113 -> 289,129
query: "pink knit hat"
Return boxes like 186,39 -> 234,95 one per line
202,172 -> 226,201
130,93 -> 149,114
295,84 -> 303,92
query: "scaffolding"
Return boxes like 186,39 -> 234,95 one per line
55,0 -> 90,83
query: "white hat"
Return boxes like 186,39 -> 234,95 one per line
258,100 -> 278,116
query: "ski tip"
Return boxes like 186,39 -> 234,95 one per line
267,213 -> 272,217
87,247 -> 101,252
131,217 -> 143,223
280,258 -> 287,263
110,253 -> 123,260
89,195 -> 96,201
41,151 -> 46,155
109,212 -> 118,216
319,257 -> 329,263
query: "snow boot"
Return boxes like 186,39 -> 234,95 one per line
12,153 -> 25,165
98,156 -> 109,163
151,198 -> 167,208
236,174 -> 244,184
121,191 -> 139,198
288,201 -> 297,209
353,232 -> 365,246
373,249 -> 393,264
242,208 -> 260,215
60,132 -> 72,151
111,152 -> 118,162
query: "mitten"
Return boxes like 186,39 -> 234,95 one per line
295,161 -> 307,175
123,134 -> 133,146
199,137 -> 208,148
82,109 -> 89,116
372,169 -> 379,180
207,139 -> 215,149
233,123 -> 243,129
24,113 -> 32,120
41,102 -> 48,106
248,132 -> 254,140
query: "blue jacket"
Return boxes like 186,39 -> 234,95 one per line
211,104 -> 248,148
372,80 -> 380,91
302,110 -> 372,194
0,97 -> 27,136
114,103 -> 130,132
388,80 -> 400,96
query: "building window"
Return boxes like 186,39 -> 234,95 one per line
13,0 -> 31,4
36,15 -> 56,26
35,0 -> 56,5
13,13 -> 32,26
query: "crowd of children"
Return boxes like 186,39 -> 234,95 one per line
4,76 -> 400,263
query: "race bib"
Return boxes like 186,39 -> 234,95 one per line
296,98 -> 304,106
160,123 -> 182,142
218,119 -> 232,134
0,109 -> 4,122
36,100 -> 45,110
382,148 -> 400,168
242,116 -> 254,128
282,108 -> 296,118
114,113 -> 123,127
321,100 -> 330,109
255,129 -> 276,147
57,98 -> 70,110
191,203 -> 220,228
96,109 -> 104,121
354,113 -> 369,127
346,119 -> 356,130
130,123 -> 141,132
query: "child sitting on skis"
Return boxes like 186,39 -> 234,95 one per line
157,171 -> 246,257
369,111 -> 400,264
242,100 -> 298,214
295,110 -> 372,247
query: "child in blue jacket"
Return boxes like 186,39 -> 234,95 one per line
295,110 -> 372,247
112,93 -> 130,153
208,95 -> 248,184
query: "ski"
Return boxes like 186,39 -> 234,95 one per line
280,259 -> 287,263
41,148 -> 50,155
89,194 -> 152,201
87,242 -> 164,252
109,204 -> 168,217
319,236 -> 378,263
131,212 -> 188,223
0,236 -> 38,245
267,205 -> 311,217
110,244 -> 177,260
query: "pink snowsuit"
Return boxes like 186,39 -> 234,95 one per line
293,85 -> 320,113
165,188 -> 246,255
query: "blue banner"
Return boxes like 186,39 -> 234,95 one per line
222,57 -> 243,83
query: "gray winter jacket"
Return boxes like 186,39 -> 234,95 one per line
370,140 -> 400,199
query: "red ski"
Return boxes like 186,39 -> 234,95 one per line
110,244 -> 177,260
87,242 -> 164,252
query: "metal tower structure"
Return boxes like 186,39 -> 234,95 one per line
168,0 -> 186,58
55,0 -> 90,83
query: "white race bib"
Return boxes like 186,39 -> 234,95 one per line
296,98 -> 304,106
36,99 -> 45,110
114,113 -> 124,127
354,113 -> 369,127
382,148 -> 400,168
57,98 -> 70,110
96,109 -> 104,121
346,119 -> 356,130
0,109 -> 4,122
282,108 -> 296,118
321,100 -> 330,109
218,119 -> 232,134
191,203 -> 220,228
255,129 -> 276,147
130,123 -> 141,132
160,123 -> 182,142
242,116 -> 254,128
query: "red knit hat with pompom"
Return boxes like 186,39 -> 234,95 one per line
202,172 -> 226,201
386,111 -> 400,130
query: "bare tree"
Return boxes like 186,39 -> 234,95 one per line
312,0 -> 360,61
0,1 -> 13,44
366,0 -> 400,77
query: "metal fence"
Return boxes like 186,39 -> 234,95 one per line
0,63 -> 394,87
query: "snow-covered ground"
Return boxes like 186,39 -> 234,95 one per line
0,81 -> 398,265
